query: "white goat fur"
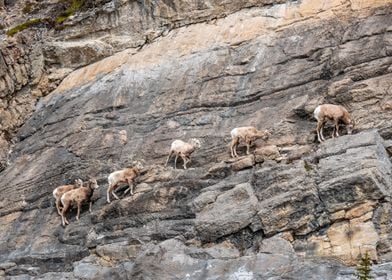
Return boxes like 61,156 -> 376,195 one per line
314,104 -> 354,143
106,162 -> 143,203
230,126 -> 271,158
165,138 -> 201,169
53,179 -> 83,216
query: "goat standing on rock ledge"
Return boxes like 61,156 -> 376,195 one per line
53,179 -> 83,216
230,126 -> 271,158
165,138 -> 201,170
314,104 -> 355,143
60,178 -> 99,226
106,161 -> 143,203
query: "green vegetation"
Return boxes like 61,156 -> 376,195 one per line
303,160 -> 313,172
22,1 -> 35,14
5,0 -> 88,35
55,0 -> 85,24
355,252 -> 373,280
6,18 -> 42,36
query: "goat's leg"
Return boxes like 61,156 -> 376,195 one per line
107,184 -> 119,203
165,151 -> 173,166
320,127 -> 326,141
89,201 -> 92,213
234,142 -> 239,157
234,141 -> 240,157
174,154 -> 178,169
76,202 -> 81,221
181,155 -> 188,169
334,119 -> 340,137
246,139 -> 252,155
61,203 -> 70,226
106,185 -> 112,203
55,199 -> 62,216
230,139 -> 236,158
112,187 -> 120,200
124,179 -> 134,195
331,119 -> 337,138
231,138 -> 240,158
61,213 -> 67,227
316,121 -> 324,142
320,121 -> 327,141
232,138 -> 239,157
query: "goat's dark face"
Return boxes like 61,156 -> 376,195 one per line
346,119 -> 355,135
190,138 -> 201,149
260,130 -> 271,141
253,130 -> 271,141
89,178 -> 99,189
75,179 -> 83,187
134,161 -> 144,171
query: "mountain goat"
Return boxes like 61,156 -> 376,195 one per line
230,126 -> 271,158
60,178 -> 99,226
314,104 -> 354,142
106,161 -> 143,203
53,179 -> 83,216
165,138 -> 201,169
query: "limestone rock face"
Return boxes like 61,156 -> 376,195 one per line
0,0 -> 392,279
195,183 -> 258,242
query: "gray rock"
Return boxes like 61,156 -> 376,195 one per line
0,262 -> 16,270
195,183 -> 258,242
96,241 -> 142,261
231,155 -> 255,171
73,262 -> 118,280
253,162 -> 321,236
0,1 -> 392,279
256,236 -> 295,255
317,130 -> 392,212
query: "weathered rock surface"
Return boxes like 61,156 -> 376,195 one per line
0,0 -> 392,279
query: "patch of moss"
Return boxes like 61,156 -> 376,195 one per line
6,18 -> 42,36
22,2 -> 35,14
303,160 -> 314,172
55,14 -> 70,24
55,0 -> 85,24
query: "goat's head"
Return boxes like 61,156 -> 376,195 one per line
189,138 -> 201,149
258,129 -> 271,141
75,179 -> 83,187
346,119 -> 355,134
88,178 -> 99,189
132,160 -> 144,171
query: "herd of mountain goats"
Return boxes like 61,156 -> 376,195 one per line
53,103 -> 355,226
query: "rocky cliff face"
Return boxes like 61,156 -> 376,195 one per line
1,0 -> 392,279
